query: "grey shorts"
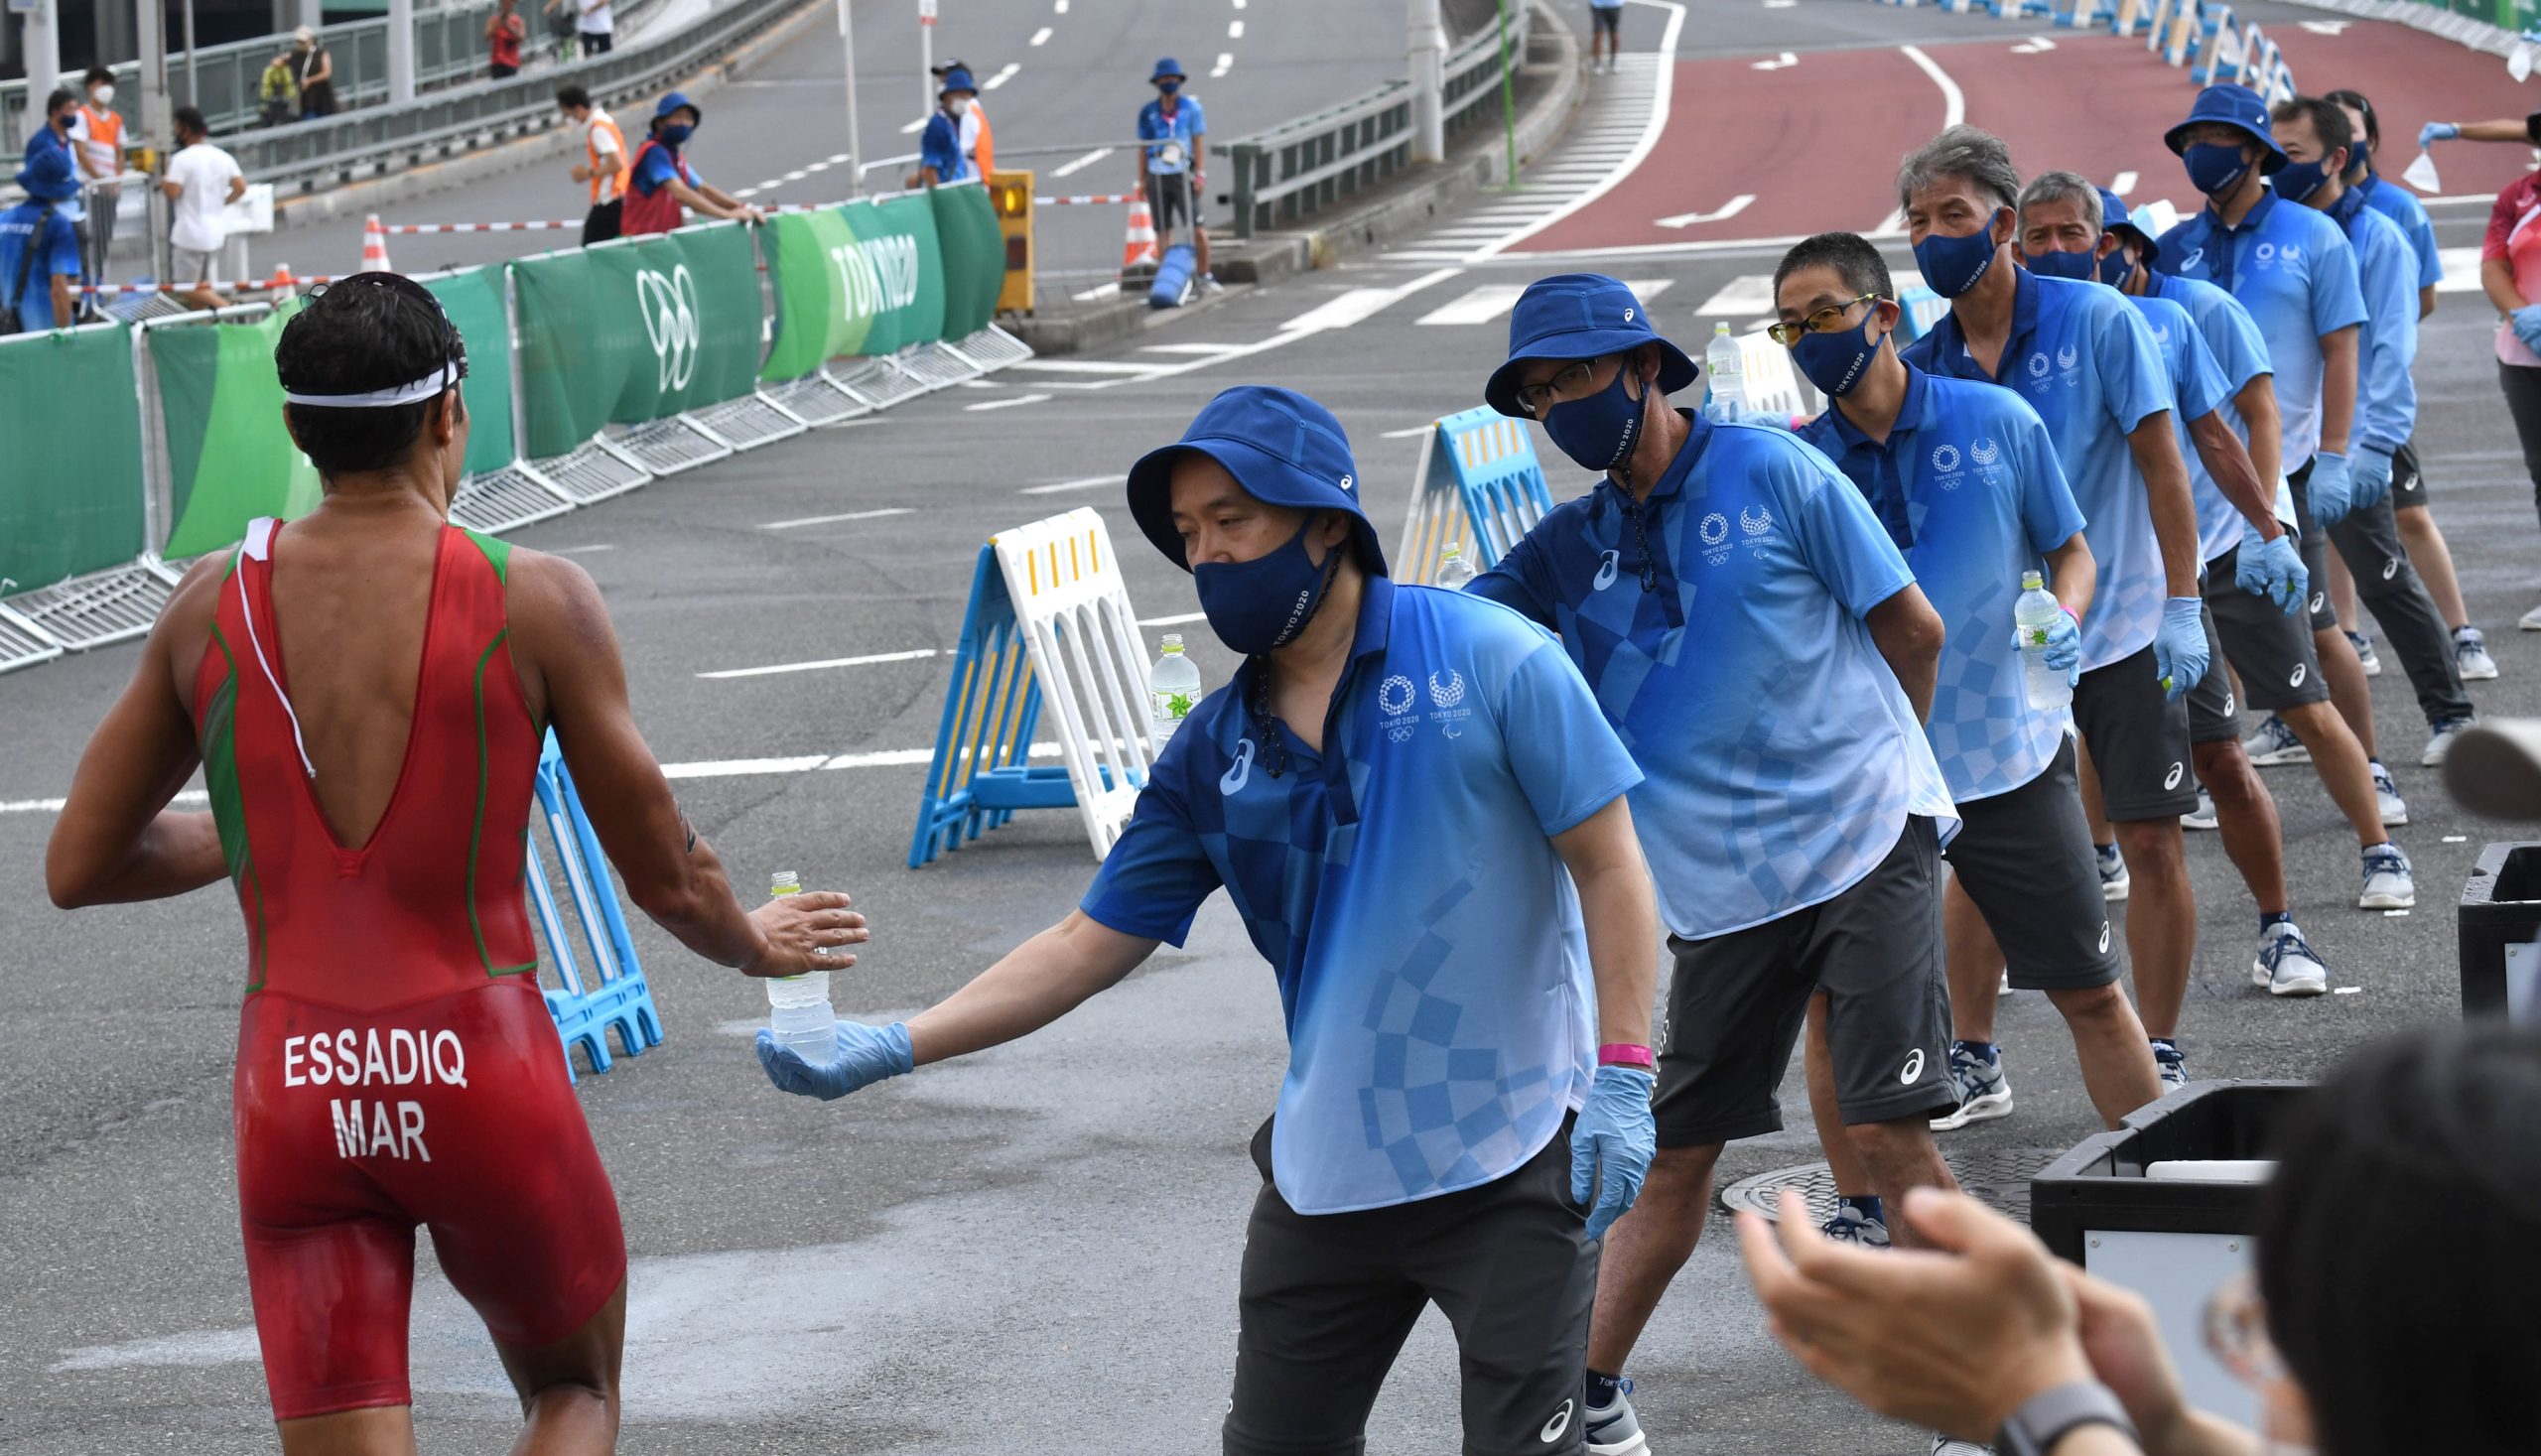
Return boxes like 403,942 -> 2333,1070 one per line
1653,817 -> 1951,1147
2392,439 -> 2426,511
170,244 -> 218,286
1144,171 -> 1201,234
2204,545 -> 2332,717
2072,644 -> 2197,821
2286,460 -> 2340,633
2186,598 -> 2239,744
1945,737 -> 2122,992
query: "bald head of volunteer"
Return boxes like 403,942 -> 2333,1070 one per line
1462,273 -> 1962,1453
755,383 -> 1661,1456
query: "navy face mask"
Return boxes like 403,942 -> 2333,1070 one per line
658,122 -> 694,148
1912,209 -> 2005,298
1541,360 -> 1647,473
1193,520 -> 1338,655
2184,142 -> 2253,198
2097,242 -> 2134,287
2022,246 -> 2099,281
2347,137 -> 2371,175
1791,310 -> 1883,400
2271,157 -> 2333,204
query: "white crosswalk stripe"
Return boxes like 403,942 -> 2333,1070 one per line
1415,278 -> 1672,327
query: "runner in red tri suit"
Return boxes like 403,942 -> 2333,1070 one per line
47,273 -> 865,1455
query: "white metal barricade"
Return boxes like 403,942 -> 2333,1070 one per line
1737,331 -> 1818,419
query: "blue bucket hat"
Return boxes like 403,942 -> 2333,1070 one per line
1483,273 -> 1697,420
1150,57 -> 1186,83
939,66 -> 977,96
2098,187 -> 2157,264
15,141 -> 77,203
1127,385 -> 1387,577
2164,83 -> 2286,175
652,90 -> 702,128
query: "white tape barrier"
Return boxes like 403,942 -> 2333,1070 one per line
992,508 -> 1155,860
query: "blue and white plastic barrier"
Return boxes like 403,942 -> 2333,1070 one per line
1396,405 -> 1558,587
525,730 -> 664,1080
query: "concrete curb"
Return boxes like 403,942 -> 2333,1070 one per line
1008,0 -> 1583,356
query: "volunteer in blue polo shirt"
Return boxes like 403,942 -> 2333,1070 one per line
0,142 -> 84,335
757,385 -> 1660,1456
2325,87 -> 2489,684
1136,58 -> 1214,287
1464,273 -> 1960,1453
1776,233 -> 2162,1198
910,66 -> 974,187
1893,125 -> 2215,1095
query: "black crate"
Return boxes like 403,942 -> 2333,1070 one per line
2029,1081 -> 2310,1264
2458,841 -> 2541,1021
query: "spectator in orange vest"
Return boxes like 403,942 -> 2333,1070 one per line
558,84 -> 630,244
69,66 -> 123,318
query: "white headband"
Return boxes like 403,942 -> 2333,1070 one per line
280,360 -> 456,408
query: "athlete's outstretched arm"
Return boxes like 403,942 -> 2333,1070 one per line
906,911 -> 1158,1065
49,563 -> 229,908
506,551 -> 859,977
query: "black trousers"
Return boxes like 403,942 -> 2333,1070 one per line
2291,457 -> 2473,728
2500,362 -> 2541,535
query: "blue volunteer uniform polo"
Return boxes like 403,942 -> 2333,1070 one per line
1469,415 -> 1956,940
2327,189 -> 2420,456
1799,368 -> 2086,804
1137,95 -> 1206,173
1902,268 -> 2175,672
2156,192 -> 2367,471
2356,173 -> 2443,294
2143,272 -> 2275,562
2122,290 -> 2234,564
1081,579 -> 1641,1216
919,111 -> 969,183
0,199 -> 80,333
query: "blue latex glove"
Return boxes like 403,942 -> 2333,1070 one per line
2351,444 -> 2395,511
2512,304 -> 2541,356
2234,529 -> 2310,616
2307,451 -> 2354,530
2418,121 -> 2460,147
1571,1063 -> 1657,1242
2011,606 -> 2082,683
756,1020 -> 914,1101
2152,596 -> 2209,701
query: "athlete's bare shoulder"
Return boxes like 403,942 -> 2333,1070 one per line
156,548 -> 238,720
491,544 -> 624,728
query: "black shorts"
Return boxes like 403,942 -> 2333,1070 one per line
2073,644 -> 2196,821
1591,4 -> 1623,34
1145,171 -> 1200,234
2392,439 -> 2427,510
2287,459 -> 2340,633
578,30 -> 612,55
1945,737 -> 2121,992
490,62 -> 519,79
2185,600 -> 2239,744
582,199 -> 622,246
2204,545 -> 2331,716
1653,817 -> 1950,1147
1226,1117 -> 1594,1456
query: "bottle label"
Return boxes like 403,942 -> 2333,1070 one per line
1153,689 -> 1193,723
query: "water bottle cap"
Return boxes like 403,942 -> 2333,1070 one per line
1713,320 -> 1733,334
769,870 -> 801,893
1161,634 -> 1184,652
2021,570 -> 2045,590
1442,543 -> 1463,558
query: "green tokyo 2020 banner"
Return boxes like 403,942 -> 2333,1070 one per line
422,265 -> 520,477
154,300 -> 323,561
584,224 -> 763,426
0,324 -> 150,590
930,180 -> 1003,342
760,193 -> 955,381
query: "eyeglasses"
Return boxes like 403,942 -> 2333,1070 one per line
1766,293 -> 1881,348
1514,356 -> 1607,418
2203,1270 -> 2287,1388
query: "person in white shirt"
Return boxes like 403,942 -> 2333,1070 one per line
161,107 -> 244,311
575,0 -> 614,57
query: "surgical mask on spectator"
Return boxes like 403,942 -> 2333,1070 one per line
1192,521 -> 1336,655
2184,142 -> 2254,198
1157,80 -> 1181,96
90,84 -> 114,105
1911,210 -> 2004,298
2271,156 -> 2336,204
1540,360 -> 1649,472
947,96 -> 970,115
1791,311 -> 1883,400
658,123 -> 693,147
2021,246 -> 2098,281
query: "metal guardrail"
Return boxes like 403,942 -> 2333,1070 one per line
1225,3 -> 1532,239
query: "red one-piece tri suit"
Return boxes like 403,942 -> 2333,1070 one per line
195,517 -> 625,1420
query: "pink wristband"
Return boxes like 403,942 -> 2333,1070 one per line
2060,604 -> 2080,624
1598,1043 -> 1656,1070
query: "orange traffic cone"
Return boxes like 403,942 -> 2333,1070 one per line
360,213 -> 392,274
1121,197 -> 1158,275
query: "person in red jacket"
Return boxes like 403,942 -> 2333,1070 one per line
621,91 -> 760,236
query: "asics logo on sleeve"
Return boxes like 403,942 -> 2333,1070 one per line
1900,1049 -> 1926,1084
2098,921 -> 2112,955
2289,664 -> 2307,688
1593,549 -> 1620,592
2175,247 -> 2204,272
2164,761 -> 2186,791
1539,1399 -> 1575,1443
1220,739 -> 1256,796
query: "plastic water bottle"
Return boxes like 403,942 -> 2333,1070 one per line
763,870 -> 835,1066
1705,321 -> 1747,416
1433,542 -> 1477,591
1149,634 -> 1202,749
2014,570 -> 2073,713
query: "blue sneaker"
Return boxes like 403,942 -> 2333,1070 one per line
2242,713 -> 2310,766
2422,716 -> 2473,767
2153,1040 -> 2190,1093
1818,1204 -> 1892,1248
1929,1042 -> 2013,1131
2095,842 -> 2130,901
2346,629 -> 2383,677
1584,1378 -> 1650,1456
2371,761 -> 2409,827
2253,921 -> 2330,996
2360,843 -> 2416,910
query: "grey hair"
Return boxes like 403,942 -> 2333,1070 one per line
1897,124 -> 2022,212
2017,171 -> 2102,232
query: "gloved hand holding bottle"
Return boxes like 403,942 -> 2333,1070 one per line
2151,596 -> 2210,701
758,1019 -> 915,1101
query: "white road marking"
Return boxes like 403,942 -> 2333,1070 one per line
1901,45 -> 1964,128
985,63 -> 1020,89
1229,19 -> 1244,37
1072,281 -> 1123,303
699,648 -> 941,681
965,393 -> 1051,412
1054,0 -> 1067,9
1021,475 -> 1124,495
1051,147 -> 1112,179
1137,341 -> 1244,354
1137,610 -> 1209,627
1416,284 -> 1532,325
1380,424 -> 1436,438
2435,245 -> 2480,291
554,543 -> 616,555
783,168 -> 809,182
2298,18 -> 2348,32
1030,26 -> 1052,45
1692,275 -> 1776,318
1750,51 -> 1797,70
1477,1 -> 1683,258
757,506 -> 914,530
1212,53 -> 1234,76
899,116 -> 928,135
2111,171 -> 2138,196
2333,985 -> 2363,993
2010,35 -> 2056,53
1003,357 -> 1161,374
1656,195 -> 1754,229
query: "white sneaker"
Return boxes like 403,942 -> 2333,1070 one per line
2243,713 -> 2310,765
2457,626 -> 2500,682
2183,788 -> 2217,830
1819,1204 -> 1892,1248
2347,629 -> 2383,677
1584,1379 -> 1649,1456
2253,922 -> 2330,996
2372,761 -> 2409,827
2360,843 -> 2417,910
2095,842 -> 2130,901
2421,717 -> 2472,767
2520,601 -> 2541,631
2152,1040 -> 2190,1092
1929,1042 -> 2014,1131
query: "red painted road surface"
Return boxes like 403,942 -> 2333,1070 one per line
1521,17 -> 2540,255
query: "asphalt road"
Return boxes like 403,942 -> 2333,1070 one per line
7,1 -> 2537,1451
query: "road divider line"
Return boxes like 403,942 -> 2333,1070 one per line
758,506 -> 913,530
1229,19 -> 1245,37
1030,26 -> 1052,45
1900,44 -> 1964,128
1022,475 -> 1126,495
1137,610 -> 1208,627
1212,53 -> 1234,77
965,393 -> 1052,412
699,648 -> 941,680
1051,147 -> 1112,179
985,64 -> 1021,89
